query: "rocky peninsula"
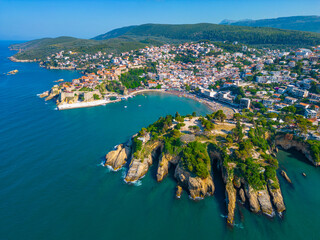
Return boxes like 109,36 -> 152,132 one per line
102,110 -> 320,226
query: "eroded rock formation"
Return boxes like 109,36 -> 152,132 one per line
174,164 -> 214,199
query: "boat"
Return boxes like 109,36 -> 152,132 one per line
124,106 -> 127,108
138,105 -> 141,107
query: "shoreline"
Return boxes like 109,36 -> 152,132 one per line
57,99 -> 121,110
129,89 -> 236,116
56,89 -> 236,116
9,56 -> 36,63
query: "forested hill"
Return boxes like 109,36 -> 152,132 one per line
221,16 -> 320,33
10,22 -> 320,60
94,23 -> 320,46
10,37 -> 147,60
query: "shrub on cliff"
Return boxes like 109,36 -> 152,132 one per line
264,165 -> 280,189
147,115 -> 173,135
237,158 -> 266,190
307,140 -> 320,163
181,141 -> 210,179
132,137 -> 143,157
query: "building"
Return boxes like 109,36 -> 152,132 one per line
59,91 -> 75,102
284,96 -> 298,105
262,99 -> 274,107
305,109 -> 317,119
202,89 -> 217,98
293,89 -> 309,98
288,61 -> 296,68
148,81 -> 158,88
240,98 -> 251,109
215,91 -> 234,104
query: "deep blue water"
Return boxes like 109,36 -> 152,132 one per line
0,41 -> 319,240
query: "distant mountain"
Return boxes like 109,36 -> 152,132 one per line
10,36 -> 147,60
11,22 -> 320,60
93,23 -> 320,46
93,25 -> 137,40
220,19 -> 252,25
220,16 -> 320,33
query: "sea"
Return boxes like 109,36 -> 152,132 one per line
0,41 -> 319,240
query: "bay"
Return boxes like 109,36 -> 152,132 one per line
0,41 -> 319,240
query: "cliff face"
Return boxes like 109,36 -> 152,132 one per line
102,122 -> 295,226
275,134 -> 319,166
105,144 -> 131,171
225,181 -> 236,225
124,156 -> 151,182
244,184 -> 261,213
174,164 -> 214,199
125,141 -> 161,182
268,179 -> 286,213
211,151 -> 237,225
156,153 -> 179,182
257,189 -> 274,216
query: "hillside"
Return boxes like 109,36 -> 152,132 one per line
10,22 -> 320,60
98,23 -> 320,46
10,36 -> 147,60
93,25 -> 137,40
221,15 -> 320,33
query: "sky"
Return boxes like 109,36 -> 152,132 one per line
0,0 -> 319,40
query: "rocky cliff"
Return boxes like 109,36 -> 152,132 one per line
102,117 -> 296,227
105,143 -> 131,171
268,178 -> 286,213
174,164 -> 214,199
124,141 -> 161,183
275,134 -> 319,166
156,153 -> 179,182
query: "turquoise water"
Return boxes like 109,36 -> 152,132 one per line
0,41 -> 319,240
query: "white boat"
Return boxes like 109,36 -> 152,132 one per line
124,106 -> 127,108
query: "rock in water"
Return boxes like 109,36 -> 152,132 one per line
125,141 -> 161,183
113,145 -> 131,170
105,144 -> 131,171
176,185 -> 183,199
225,181 -> 236,225
174,164 -> 214,199
268,187 -> 286,213
257,189 -> 274,216
281,170 -> 292,184
105,145 -> 123,166
157,153 -> 179,182
239,188 -> 246,203
244,184 -> 260,213
125,156 -> 151,182
157,153 -> 171,182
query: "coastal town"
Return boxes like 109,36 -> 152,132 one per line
39,42 -> 320,136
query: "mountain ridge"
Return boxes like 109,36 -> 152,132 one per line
10,20 -> 320,61
220,15 -> 320,33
